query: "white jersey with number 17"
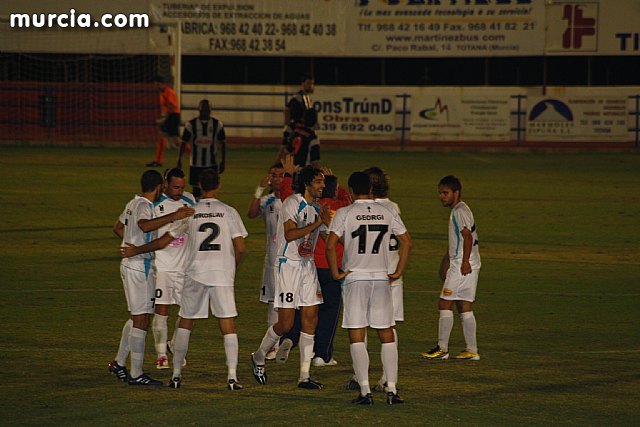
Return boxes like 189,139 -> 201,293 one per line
329,199 -> 407,284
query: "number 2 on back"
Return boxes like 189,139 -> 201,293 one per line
199,222 -> 221,251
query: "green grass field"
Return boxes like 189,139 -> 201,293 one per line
2,146 -> 639,426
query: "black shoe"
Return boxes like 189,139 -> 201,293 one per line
297,377 -> 324,390
108,360 -> 130,382
251,353 -> 267,385
128,373 -> 162,386
227,379 -> 243,390
352,393 -> 374,405
344,377 -> 360,390
387,392 -> 405,405
167,376 -> 181,389
145,161 -> 162,167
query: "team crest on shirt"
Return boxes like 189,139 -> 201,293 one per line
269,205 -> 274,213
159,205 -> 165,213
303,212 -> 308,221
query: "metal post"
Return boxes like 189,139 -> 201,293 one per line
400,94 -> 408,150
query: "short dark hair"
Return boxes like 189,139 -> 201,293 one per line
363,166 -> 389,198
303,108 -> 317,127
348,172 -> 370,196
439,175 -> 462,193
301,73 -> 314,83
198,99 -> 211,109
199,168 -> 220,191
270,162 -> 284,170
141,170 -> 163,192
298,166 -> 323,194
164,167 -> 185,184
323,175 -> 338,199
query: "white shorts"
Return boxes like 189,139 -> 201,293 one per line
274,258 -> 323,309
155,270 -> 185,306
342,279 -> 395,329
179,277 -> 237,319
390,283 -> 404,322
259,266 -> 276,303
120,263 -> 155,315
441,268 -> 480,302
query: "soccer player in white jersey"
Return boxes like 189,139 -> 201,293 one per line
247,162 -> 285,360
251,166 -> 330,390
165,169 -> 248,390
363,166 -> 406,392
421,175 -> 482,361
109,170 -> 195,386
152,168 -> 196,370
326,171 -> 411,405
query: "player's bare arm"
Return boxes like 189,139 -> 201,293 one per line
319,203 -> 332,226
283,217 -> 323,242
138,206 -> 195,232
113,220 -> 124,239
326,232 -> 351,281
120,231 -> 175,258
439,252 -> 449,282
247,175 -> 271,218
232,236 -> 246,267
282,154 -> 295,175
389,231 -> 412,282
460,227 -> 473,275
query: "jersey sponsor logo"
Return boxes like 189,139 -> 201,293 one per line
356,214 -> 385,221
442,288 -> 453,297
194,212 -> 224,219
169,235 -> 186,247
196,138 -> 213,146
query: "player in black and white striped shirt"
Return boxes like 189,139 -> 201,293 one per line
178,99 -> 226,199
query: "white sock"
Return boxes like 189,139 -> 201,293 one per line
152,314 -> 168,356
224,333 -> 239,381
299,332 -> 315,381
350,342 -> 370,395
267,302 -> 278,326
172,328 -> 191,378
171,317 -> 180,344
379,329 -> 398,386
254,325 -> 280,365
438,310 -> 454,352
116,319 -> 132,366
460,311 -> 478,353
267,303 -> 279,351
381,342 -> 398,394
128,327 -> 147,378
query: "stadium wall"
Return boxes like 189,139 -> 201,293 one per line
2,83 -> 638,149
